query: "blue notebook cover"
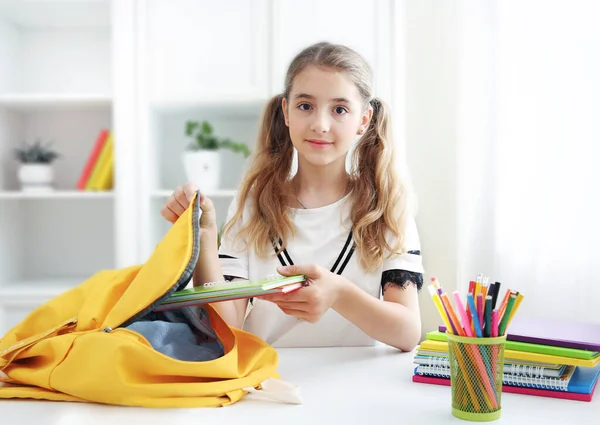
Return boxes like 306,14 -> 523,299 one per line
568,363 -> 600,394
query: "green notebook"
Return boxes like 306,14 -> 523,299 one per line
153,274 -> 307,312
427,331 -> 600,360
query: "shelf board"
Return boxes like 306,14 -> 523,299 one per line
0,190 -> 114,200
0,278 -> 82,304
151,96 -> 266,117
0,0 -> 110,29
152,189 -> 236,198
0,93 -> 112,111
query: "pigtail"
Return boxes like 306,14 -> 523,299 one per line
349,97 -> 407,270
222,94 -> 296,256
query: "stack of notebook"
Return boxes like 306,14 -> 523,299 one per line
412,317 -> 600,402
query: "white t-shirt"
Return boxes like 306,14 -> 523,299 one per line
217,193 -> 424,348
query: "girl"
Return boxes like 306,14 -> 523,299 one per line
161,42 -> 424,351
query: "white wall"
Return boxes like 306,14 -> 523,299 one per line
403,0 -> 460,337
454,0 -> 497,292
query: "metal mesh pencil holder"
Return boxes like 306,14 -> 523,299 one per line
447,333 -> 507,422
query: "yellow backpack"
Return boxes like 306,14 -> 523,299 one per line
0,192 -> 280,408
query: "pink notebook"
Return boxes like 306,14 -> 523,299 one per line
412,374 -> 598,402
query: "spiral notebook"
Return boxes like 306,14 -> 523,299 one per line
153,274 -> 307,312
414,354 -> 568,377
415,364 -> 578,392
412,368 -> 600,402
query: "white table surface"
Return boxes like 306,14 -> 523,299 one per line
0,345 -> 597,424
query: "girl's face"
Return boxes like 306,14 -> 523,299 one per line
282,66 -> 372,169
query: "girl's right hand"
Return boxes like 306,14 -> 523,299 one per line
160,183 -> 217,230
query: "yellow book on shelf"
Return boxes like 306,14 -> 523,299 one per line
94,145 -> 114,190
417,339 -> 600,368
85,132 -> 113,191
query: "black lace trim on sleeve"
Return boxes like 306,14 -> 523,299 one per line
381,269 -> 423,294
223,275 -> 240,282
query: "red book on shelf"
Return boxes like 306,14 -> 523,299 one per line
76,129 -> 109,190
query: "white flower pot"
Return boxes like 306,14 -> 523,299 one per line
181,150 -> 221,191
18,164 -> 55,192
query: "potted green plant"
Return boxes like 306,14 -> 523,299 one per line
183,120 -> 250,190
14,139 -> 60,192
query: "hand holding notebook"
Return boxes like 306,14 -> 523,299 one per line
153,274 -> 307,312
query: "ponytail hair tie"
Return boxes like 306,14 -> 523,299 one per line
370,97 -> 381,114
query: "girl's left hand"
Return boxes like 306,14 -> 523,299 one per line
257,264 -> 346,323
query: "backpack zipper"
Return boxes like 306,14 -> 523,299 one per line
102,191 -> 202,332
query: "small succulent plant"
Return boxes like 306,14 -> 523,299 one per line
14,139 -> 60,164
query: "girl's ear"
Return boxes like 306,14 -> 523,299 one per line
357,105 -> 373,135
282,97 -> 289,127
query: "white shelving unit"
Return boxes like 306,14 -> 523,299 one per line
138,100 -> 264,260
135,0 -> 270,261
0,190 -> 114,200
0,0 -> 398,335
0,0 -> 137,334
151,189 -> 237,199
0,93 -> 112,111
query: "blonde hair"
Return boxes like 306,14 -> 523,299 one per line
222,42 -> 410,272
